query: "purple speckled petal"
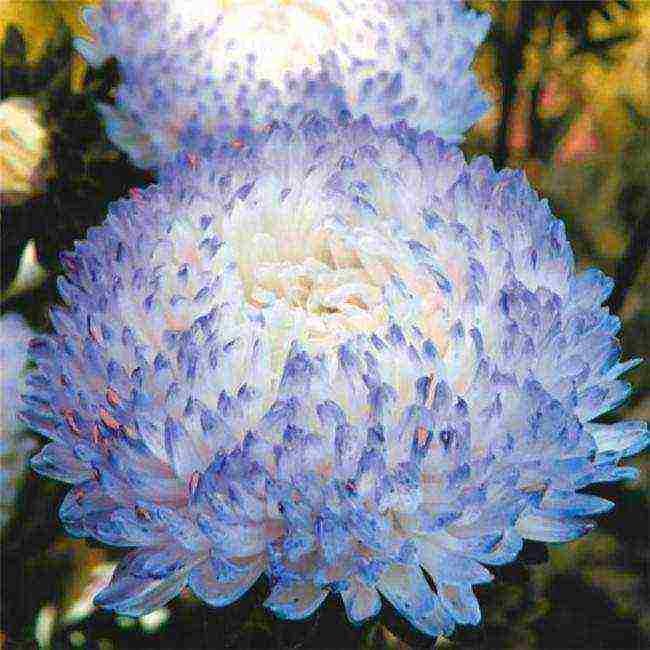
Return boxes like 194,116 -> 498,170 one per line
264,582 -> 328,620
377,564 -> 455,637
189,554 -> 265,607
340,578 -> 382,625
94,550 -> 192,616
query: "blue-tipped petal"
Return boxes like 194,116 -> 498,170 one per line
418,542 -> 493,585
96,103 -> 156,169
264,582 -> 328,620
94,567 -> 189,617
128,544 -> 192,580
438,583 -> 481,626
340,579 -> 382,625
377,564 -> 455,637
586,421 -> 649,457
164,417 -> 204,479
515,512 -> 595,543
189,554 -> 264,608
30,442 -> 93,483
539,490 -> 614,517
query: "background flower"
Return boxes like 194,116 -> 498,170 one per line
75,0 -> 491,169
1,312 -> 36,529
0,97 -> 52,206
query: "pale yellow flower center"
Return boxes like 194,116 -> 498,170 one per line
180,0 -> 386,83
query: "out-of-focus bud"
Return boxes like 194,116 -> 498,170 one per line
34,604 -> 58,650
3,239 -> 48,301
63,561 -> 116,626
0,97 -> 52,206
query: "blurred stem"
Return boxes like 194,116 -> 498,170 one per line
609,215 -> 648,315
494,1 -> 536,169
202,606 -> 209,649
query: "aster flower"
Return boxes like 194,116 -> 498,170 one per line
75,0 -> 490,169
23,117 -> 647,637
1,312 -> 37,529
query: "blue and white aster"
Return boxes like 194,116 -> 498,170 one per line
1,313 -> 37,530
23,117 -> 647,636
76,0 -> 490,168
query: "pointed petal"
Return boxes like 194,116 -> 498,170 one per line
516,512 -> 594,543
94,559 -> 189,616
590,464 -> 639,484
473,529 -> 523,565
340,579 -> 381,625
438,583 -> 481,626
128,544 -> 193,580
18,409 -> 65,443
59,480 -> 115,537
418,540 -> 493,585
31,442 -> 93,483
539,490 -> 614,517
196,514 -> 273,556
264,582 -> 328,620
431,529 -> 523,566
586,421 -> 649,457
604,357 -> 642,381
377,564 -> 455,637
164,417 -> 204,479
189,555 -> 264,607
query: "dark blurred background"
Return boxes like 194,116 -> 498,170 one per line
1,1 -> 648,648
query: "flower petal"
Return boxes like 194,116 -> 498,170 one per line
189,554 -> 265,607
31,442 -> 93,483
94,552 -> 190,616
438,583 -> 481,626
418,540 -> 493,585
264,582 -> 328,620
516,512 -> 594,543
377,564 -> 455,637
340,578 -> 381,625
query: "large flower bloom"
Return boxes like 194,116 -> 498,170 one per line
24,117 -> 647,636
1,313 -> 37,529
76,0 -> 490,168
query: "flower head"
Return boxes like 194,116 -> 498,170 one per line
24,117 -> 647,636
76,0 -> 490,168
1,312 -> 37,529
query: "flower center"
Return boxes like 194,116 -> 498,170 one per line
220,179 -> 393,351
203,0 -> 383,84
